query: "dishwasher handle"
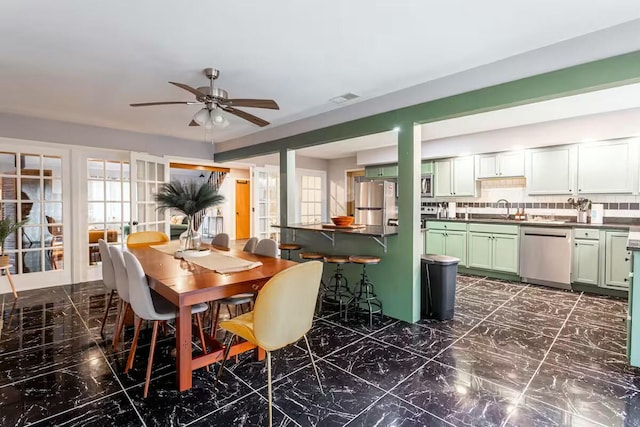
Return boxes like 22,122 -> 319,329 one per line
522,228 -> 570,238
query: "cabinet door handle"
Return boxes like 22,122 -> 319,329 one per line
579,189 -> 582,192
575,243 -> 578,246
625,278 -> 629,282
625,258 -> 630,262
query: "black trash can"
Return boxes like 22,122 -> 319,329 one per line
421,254 -> 460,320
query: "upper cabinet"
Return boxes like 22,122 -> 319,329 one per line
365,164 -> 398,178
577,139 -> 636,194
434,156 -> 476,197
421,161 -> 434,175
526,145 -> 577,195
477,151 -> 525,179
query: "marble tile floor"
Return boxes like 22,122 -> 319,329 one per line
0,274 -> 638,426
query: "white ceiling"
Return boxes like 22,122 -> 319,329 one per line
1,1 -> 640,146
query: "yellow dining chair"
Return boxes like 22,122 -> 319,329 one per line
215,261 -> 324,427
126,231 -> 170,249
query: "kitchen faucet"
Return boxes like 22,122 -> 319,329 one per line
496,199 -> 510,219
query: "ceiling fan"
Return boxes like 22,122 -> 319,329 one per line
130,68 -> 279,128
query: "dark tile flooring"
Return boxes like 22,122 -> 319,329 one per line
1,275 -> 638,426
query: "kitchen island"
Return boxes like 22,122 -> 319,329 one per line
627,229 -> 640,367
274,223 -> 415,322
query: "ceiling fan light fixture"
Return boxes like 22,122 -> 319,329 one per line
193,107 -> 230,129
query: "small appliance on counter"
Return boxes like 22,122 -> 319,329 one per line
447,202 -> 457,219
591,204 -> 604,225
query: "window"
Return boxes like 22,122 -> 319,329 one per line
300,175 -> 323,224
0,152 -> 63,274
87,159 -> 130,265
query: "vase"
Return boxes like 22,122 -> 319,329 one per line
577,211 -> 588,224
179,217 -> 201,251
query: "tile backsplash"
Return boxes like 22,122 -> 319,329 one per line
422,178 -> 640,218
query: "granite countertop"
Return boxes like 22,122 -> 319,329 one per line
426,217 -> 632,230
274,223 -> 399,237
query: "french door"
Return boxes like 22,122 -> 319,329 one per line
130,152 -> 169,234
252,165 -> 280,240
0,139 -> 71,291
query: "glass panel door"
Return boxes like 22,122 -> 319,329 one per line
130,152 -> 169,234
253,165 -> 280,240
87,159 -> 130,266
0,141 -> 70,290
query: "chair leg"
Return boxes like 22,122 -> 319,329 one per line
113,302 -> 129,350
143,320 -> 159,398
214,333 -> 235,388
210,302 -> 222,338
303,334 -> 324,394
100,290 -> 115,336
125,316 -> 144,373
267,350 -> 273,427
195,313 -> 209,372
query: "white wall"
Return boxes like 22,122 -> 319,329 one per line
0,112 -> 214,160
357,107 -> 640,165
327,156 -> 359,216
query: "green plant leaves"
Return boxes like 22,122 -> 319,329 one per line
154,181 -> 225,217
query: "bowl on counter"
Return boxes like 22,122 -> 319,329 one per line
331,216 -> 355,227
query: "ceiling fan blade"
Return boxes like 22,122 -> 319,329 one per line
220,99 -> 279,110
222,107 -> 270,127
169,81 -> 207,98
130,101 -> 198,107
189,119 -> 199,127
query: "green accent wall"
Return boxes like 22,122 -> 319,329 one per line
215,50 -> 640,323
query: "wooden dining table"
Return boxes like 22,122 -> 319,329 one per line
128,244 -> 298,392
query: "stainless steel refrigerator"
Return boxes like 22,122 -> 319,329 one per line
354,178 -> 398,226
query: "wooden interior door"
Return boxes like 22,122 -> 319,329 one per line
235,180 -> 250,239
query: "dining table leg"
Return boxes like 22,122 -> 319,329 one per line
176,303 -> 193,392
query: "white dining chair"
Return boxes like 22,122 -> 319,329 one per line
254,239 -> 278,258
123,251 -> 210,398
215,261 -> 324,427
211,233 -> 230,249
109,245 -> 132,350
242,237 -> 259,253
98,239 -> 117,336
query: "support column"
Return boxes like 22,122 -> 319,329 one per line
396,123 -> 422,322
279,149 -> 296,241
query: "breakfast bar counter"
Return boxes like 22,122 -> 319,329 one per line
274,223 -> 398,252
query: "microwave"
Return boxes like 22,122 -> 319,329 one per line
421,174 -> 433,198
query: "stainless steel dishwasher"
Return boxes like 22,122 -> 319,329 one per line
520,226 -> 572,290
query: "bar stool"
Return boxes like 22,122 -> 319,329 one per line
279,243 -> 302,260
300,252 -> 328,314
322,255 -> 352,317
346,255 -> 383,329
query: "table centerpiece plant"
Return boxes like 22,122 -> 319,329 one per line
0,212 -> 28,267
155,180 -> 224,252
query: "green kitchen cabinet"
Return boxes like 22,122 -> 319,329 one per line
526,145 -> 576,195
426,228 -> 467,266
605,231 -> 631,289
365,163 -> 398,178
434,156 -> 476,197
476,151 -> 525,178
445,231 -> 467,266
426,230 -> 446,255
421,161 -> 434,175
468,231 -> 518,274
468,232 -> 492,270
492,234 -> 519,273
577,139 -> 636,194
572,239 -> 600,285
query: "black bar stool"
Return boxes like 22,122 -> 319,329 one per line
279,243 -> 302,260
299,252 -> 328,314
322,255 -> 353,317
346,255 -> 383,329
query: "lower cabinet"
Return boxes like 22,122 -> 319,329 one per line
426,229 -> 467,266
468,232 -> 519,274
605,231 -> 631,289
572,239 -> 600,285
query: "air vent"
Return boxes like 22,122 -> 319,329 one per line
330,93 -> 359,104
